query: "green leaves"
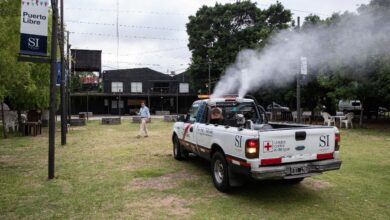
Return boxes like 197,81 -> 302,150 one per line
186,1 -> 292,92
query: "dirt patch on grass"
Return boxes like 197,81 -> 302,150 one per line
302,178 -> 333,190
125,195 -> 193,218
0,155 -> 13,162
68,127 -> 87,131
128,171 -> 195,191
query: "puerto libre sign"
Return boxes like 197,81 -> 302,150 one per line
20,0 -> 49,56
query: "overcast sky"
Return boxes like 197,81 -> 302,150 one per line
64,0 -> 370,74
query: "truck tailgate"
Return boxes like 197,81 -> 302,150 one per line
259,127 -> 336,165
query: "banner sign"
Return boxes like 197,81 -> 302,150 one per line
56,62 -> 61,86
20,0 -> 49,56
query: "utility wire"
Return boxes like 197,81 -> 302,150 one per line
104,60 -> 190,66
68,31 -> 187,41
65,7 -> 188,16
66,4 -> 328,17
65,20 -> 186,32
103,47 -> 188,56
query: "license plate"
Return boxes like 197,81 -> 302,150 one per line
290,165 -> 309,175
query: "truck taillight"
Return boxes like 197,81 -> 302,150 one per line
335,133 -> 341,151
245,139 -> 259,159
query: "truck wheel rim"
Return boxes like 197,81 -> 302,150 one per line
214,159 -> 224,184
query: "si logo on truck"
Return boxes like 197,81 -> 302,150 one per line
319,135 -> 330,147
234,135 -> 242,148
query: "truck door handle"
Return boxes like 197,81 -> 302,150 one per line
189,127 -> 193,132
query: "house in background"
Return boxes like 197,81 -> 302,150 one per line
71,68 -> 197,115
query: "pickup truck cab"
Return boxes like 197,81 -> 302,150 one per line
172,96 -> 342,192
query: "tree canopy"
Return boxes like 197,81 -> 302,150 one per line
186,0 -> 292,91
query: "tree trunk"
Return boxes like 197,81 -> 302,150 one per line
1,102 -> 7,139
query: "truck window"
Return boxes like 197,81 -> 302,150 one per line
188,103 -> 200,123
196,102 -> 208,124
216,102 -> 262,125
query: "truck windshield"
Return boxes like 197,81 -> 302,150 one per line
216,102 -> 263,125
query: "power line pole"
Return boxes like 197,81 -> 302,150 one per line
67,31 -> 71,123
49,0 -> 59,179
208,57 -> 211,95
60,0 -> 66,145
116,0 -> 119,69
296,16 -> 301,124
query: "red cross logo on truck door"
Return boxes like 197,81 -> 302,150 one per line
263,141 -> 273,153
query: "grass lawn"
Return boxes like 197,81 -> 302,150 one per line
1,119 -> 389,219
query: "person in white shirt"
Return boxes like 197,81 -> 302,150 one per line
137,101 -> 150,138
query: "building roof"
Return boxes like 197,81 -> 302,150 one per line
173,71 -> 192,83
103,68 -> 172,81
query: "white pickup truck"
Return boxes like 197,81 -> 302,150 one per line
172,96 -> 342,192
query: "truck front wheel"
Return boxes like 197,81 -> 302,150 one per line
211,151 -> 230,192
173,135 -> 188,160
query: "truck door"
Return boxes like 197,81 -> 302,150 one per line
195,105 -> 213,152
180,101 -> 204,152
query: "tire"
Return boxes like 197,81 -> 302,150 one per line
173,135 -> 188,160
284,177 -> 304,184
211,151 -> 230,192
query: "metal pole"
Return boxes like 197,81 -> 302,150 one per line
49,0 -> 58,179
86,92 -> 89,120
208,58 -> 211,95
148,91 -> 150,110
176,84 -> 179,114
67,31 -> 71,123
296,16 -> 301,124
119,93 -> 121,117
60,0 -> 66,145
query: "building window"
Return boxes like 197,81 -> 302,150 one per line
179,83 -> 189,93
131,82 -> 142,93
112,100 -> 117,108
111,100 -> 123,108
111,82 -> 123,92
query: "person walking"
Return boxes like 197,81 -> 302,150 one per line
137,101 -> 150,138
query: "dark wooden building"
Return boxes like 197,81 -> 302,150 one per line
71,68 -> 197,115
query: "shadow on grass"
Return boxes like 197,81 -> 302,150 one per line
182,154 -> 321,203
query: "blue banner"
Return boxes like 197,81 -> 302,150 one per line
20,33 -> 47,56
56,62 -> 61,86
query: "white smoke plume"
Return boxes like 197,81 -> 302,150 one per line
212,8 -> 390,98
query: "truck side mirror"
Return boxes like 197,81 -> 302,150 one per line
177,115 -> 186,122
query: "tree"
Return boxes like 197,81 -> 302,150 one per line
186,1 -> 292,91
0,0 -> 51,136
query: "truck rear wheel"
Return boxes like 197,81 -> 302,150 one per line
173,135 -> 188,160
211,151 -> 230,192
